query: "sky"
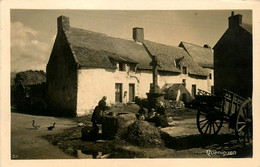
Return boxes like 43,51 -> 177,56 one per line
10,10 -> 252,72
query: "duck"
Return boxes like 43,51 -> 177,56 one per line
47,123 -> 56,131
32,120 -> 40,129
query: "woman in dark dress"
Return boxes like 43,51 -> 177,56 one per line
148,101 -> 168,127
90,96 -> 110,139
91,96 -> 109,125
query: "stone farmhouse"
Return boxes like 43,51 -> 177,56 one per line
214,12 -> 252,98
46,16 -> 213,116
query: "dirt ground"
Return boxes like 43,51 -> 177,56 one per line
11,112 -> 77,159
11,105 -> 252,159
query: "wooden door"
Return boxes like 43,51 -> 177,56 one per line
192,84 -> 196,97
129,84 -> 135,103
115,83 -> 122,102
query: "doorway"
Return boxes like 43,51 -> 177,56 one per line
129,84 -> 135,103
192,84 -> 196,97
115,83 -> 122,102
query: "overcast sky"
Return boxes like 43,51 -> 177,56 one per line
11,10 -> 252,72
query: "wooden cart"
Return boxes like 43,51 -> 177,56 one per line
196,89 -> 252,144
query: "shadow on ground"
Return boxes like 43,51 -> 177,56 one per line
161,132 -> 252,157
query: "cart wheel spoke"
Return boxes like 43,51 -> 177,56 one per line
201,121 -> 209,130
239,114 -> 247,121
200,112 -> 207,116
238,125 -> 246,132
204,123 -> 210,134
199,119 -> 207,123
212,121 -> 216,134
214,121 -> 219,129
235,99 -> 252,145
197,109 -> 223,136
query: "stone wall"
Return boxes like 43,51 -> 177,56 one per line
46,30 -> 78,117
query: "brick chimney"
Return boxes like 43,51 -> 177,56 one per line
57,15 -> 70,32
133,27 -> 144,42
228,11 -> 242,28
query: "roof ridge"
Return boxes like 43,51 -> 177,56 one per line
181,41 -> 208,49
70,27 -> 135,43
144,40 -> 185,51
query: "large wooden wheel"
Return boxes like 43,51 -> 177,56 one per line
197,109 -> 223,136
235,99 -> 252,145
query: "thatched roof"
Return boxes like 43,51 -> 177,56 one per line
14,70 -> 46,86
61,19 -> 208,76
66,27 -> 151,70
144,41 -> 208,76
73,46 -> 116,69
179,42 -> 214,68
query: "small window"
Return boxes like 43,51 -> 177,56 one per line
130,64 -> 136,72
111,60 -> 117,66
119,62 -> 125,71
209,73 -> 212,79
182,66 -> 187,74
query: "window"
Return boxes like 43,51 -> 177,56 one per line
182,66 -> 187,74
119,62 -> 125,71
111,60 -> 117,67
209,73 -> 212,79
130,64 -> 136,72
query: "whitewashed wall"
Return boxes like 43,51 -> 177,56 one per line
76,67 -> 213,116
206,68 -> 214,93
76,68 -> 139,115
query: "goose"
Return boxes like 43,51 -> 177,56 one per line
47,123 -> 56,131
32,120 -> 40,129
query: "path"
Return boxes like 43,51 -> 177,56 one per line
11,112 -> 78,159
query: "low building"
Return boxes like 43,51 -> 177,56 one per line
213,12 -> 252,98
46,16 -> 213,116
11,70 -> 46,112
179,41 -> 214,94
